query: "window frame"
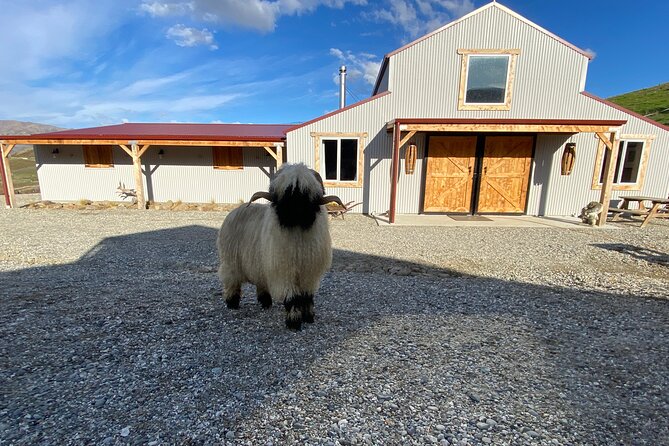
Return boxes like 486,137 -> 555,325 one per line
591,134 -> 655,191
311,132 -> 367,188
457,49 -> 520,111
212,146 -> 244,170
83,145 -> 114,168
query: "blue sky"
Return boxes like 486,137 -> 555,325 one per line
1,0 -> 667,129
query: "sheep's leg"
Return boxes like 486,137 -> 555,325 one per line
301,294 -> 315,323
223,284 -> 242,310
283,295 -> 304,330
256,286 -> 272,309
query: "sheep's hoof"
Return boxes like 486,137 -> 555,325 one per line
257,292 -> 272,309
285,318 -> 302,331
225,294 -> 240,309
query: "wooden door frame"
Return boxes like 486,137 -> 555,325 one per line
421,132 -> 537,215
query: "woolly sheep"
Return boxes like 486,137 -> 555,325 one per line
216,163 -> 345,330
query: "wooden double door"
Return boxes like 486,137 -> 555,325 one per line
423,135 -> 534,214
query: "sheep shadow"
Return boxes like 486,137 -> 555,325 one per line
593,243 -> 669,267
0,225 -> 667,445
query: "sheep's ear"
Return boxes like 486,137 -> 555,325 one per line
321,195 -> 345,208
247,191 -> 272,206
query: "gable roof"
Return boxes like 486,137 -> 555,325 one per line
373,1 -> 593,95
3,122 -> 292,143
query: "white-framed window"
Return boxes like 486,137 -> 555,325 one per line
598,140 -> 644,185
591,135 -> 654,191
311,132 -> 367,188
322,137 -> 358,182
457,49 -> 519,111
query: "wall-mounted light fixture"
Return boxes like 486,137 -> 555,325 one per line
52,148 -> 60,158
561,142 -> 576,175
405,142 -> 417,174
158,149 -> 165,159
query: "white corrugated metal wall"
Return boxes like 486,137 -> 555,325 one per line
36,145 -> 275,203
286,4 -> 668,216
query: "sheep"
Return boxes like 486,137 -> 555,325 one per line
216,163 -> 345,330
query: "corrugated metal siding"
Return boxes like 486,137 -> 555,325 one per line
36,145 -> 274,203
286,5 -> 668,217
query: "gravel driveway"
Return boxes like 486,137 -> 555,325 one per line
1,205 -> 667,445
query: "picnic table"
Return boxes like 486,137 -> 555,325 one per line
609,195 -> 669,228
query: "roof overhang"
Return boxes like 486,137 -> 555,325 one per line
0,137 -> 284,147
386,118 -> 627,134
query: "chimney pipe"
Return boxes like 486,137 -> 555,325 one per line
339,65 -> 347,109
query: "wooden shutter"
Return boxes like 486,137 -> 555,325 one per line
83,145 -> 114,168
213,147 -> 243,170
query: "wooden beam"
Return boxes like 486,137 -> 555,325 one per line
131,143 -> 146,210
263,146 -> 278,161
389,121 -> 401,224
597,131 -> 620,227
0,139 -> 284,147
0,144 -> 16,208
137,144 -> 151,158
595,132 -> 613,149
401,123 -> 619,133
275,143 -> 283,169
118,144 -> 133,157
399,131 -> 416,149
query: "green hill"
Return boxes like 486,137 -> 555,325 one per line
608,82 -> 669,126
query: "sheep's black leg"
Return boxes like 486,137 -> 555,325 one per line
225,293 -> 240,309
223,284 -> 241,309
301,294 -> 315,323
257,287 -> 272,309
284,295 -> 303,331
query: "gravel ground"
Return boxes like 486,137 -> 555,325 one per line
0,203 -> 667,445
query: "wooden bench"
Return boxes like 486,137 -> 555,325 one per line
609,196 -> 669,228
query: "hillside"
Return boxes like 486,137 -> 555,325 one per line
0,120 -> 65,194
608,82 -> 669,126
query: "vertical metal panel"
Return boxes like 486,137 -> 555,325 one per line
37,145 -> 275,204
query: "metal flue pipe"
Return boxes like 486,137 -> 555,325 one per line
339,65 -> 347,109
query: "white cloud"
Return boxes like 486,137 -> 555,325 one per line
584,48 -> 597,60
330,48 -> 381,86
141,0 -> 367,32
140,2 -> 194,17
166,24 -> 218,49
371,0 -> 474,38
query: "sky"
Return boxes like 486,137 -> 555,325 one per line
1,0 -> 667,129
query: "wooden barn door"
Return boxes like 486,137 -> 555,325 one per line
424,136 -> 477,212
477,136 -> 533,213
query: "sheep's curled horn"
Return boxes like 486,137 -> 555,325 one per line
247,169 -> 346,209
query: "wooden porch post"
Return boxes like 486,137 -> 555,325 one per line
263,144 -> 283,170
389,121 -> 401,223
119,143 -> 147,209
0,143 -> 16,208
597,131 -> 620,227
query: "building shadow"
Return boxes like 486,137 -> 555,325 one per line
1,226 -> 667,444
593,243 -> 669,267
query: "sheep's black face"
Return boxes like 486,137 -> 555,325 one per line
271,184 -> 321,230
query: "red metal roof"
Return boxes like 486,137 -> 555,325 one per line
19,122 -> 293,142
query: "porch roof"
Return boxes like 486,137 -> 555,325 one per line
386,118 -> 627,134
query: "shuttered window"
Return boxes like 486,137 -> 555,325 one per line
213,147 -> 243,170
83,145 -> 114,168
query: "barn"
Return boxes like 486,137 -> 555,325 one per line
2,2 -> 668,226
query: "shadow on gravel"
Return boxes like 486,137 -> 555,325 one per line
1,225 -> 668,445
593,243 -> 669,267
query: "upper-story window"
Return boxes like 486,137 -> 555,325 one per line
457,49 -> 520,111
311,132 -> 367,188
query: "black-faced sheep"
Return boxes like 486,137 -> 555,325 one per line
216,163 -> 345,330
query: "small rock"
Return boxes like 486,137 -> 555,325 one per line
476,422 -> 489,430
120,426 -> 130,437
226,430 -> 235,439
526,430 -> 540,438
482,437 -> 491,444
212,367 -> 223,375
436,424 -> 446,431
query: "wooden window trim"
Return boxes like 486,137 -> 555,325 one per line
457,49 -> 520,111
213,146 -> 244,170
591,134 -> 655,191
311,132 -> 367,188
83,145 -> 114,168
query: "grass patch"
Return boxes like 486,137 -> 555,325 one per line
1,152 -> 39,193
608,82 -> 669,126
